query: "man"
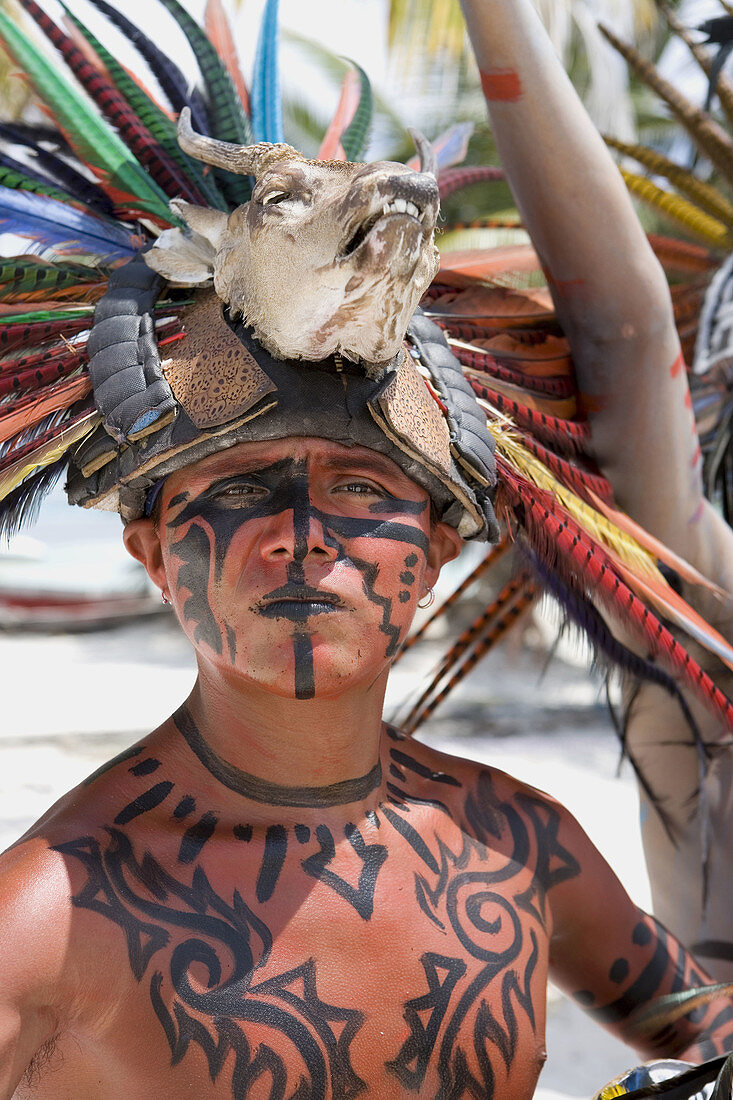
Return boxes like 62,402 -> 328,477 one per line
1,0 -> 733,1097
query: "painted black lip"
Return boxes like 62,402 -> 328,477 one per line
258,600 -> 340,621
256,584 -> 344,621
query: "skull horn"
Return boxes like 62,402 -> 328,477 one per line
177,107 -> 301,177
408,128 -> 438,178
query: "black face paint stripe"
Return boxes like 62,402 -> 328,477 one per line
293,632 -> 315,699
173,706 -> 381,809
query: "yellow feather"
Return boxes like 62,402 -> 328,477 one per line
0,412 -> 99,501
621,169 -> 732,248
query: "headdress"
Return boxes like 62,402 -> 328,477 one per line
0,0 -> 731,745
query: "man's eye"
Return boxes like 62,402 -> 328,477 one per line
335,482 -> 384,498
211,483 -> 267,503
261,191 -> 290,206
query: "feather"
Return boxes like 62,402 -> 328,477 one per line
600,22 -> 733,183
318,68 -> 361,161
472,381 -> 590,454
0,373 -> 90,444
0,187 -> 138,260
406,122 -> 473,173
0,259 -> 103,304
504,471 -> 733,727
0,457 -> 66,541
16,0 -> 197,210
0,408 -> 97,516
657,0 -> 733,131
0,149 -> 75,206
154,0 -> 252,207
401,574 -> 537,734
0,122 -> 114,217
83,0 -> 211,137
587,489 -> 726,598
620,169 -> 732,249
205,0 -> 251,117
58,3 -> 219,209
341,64 -> 373,162
605,134 -> 733,227
0,315 -> 90,351
437,165 -> 506,201
0,7 -> 174,225
252,0 -> 284,144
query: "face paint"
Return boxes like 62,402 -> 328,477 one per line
161,441 -> 434,699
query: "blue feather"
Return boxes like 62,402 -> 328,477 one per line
251,0 -> 283,144
0,187 -> 138,260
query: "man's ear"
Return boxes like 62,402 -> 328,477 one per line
123,518 -> 167,593
425,522 -> 463,588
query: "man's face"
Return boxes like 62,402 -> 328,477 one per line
130,438 -> 459,700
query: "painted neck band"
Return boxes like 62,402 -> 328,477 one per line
173,706 -> 382,808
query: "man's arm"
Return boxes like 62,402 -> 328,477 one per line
547,796 -> 733,1060
0,842 -> 71,1097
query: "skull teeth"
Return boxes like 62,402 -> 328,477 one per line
382,199 -> 423,221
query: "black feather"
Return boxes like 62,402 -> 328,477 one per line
0,458 -> 67,541
83,0 -> 212,136
0,123 -> 114,216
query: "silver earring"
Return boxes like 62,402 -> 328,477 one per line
161,591 -> 170,605
417,587 -> 435,610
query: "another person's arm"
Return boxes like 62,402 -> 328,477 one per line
458,0 -> 733,978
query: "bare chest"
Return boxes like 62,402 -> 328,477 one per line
40,794 -> 560,1100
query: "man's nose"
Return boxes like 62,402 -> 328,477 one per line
259,505 -> 337,563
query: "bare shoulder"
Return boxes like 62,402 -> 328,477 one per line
387,728 -> 581,845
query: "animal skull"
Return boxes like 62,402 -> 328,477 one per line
145,108 -> 440,376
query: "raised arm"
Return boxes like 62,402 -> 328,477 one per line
458,0 -> 705,552
458,0 -> 733,978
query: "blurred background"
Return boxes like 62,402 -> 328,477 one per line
1,0 -> 731,1093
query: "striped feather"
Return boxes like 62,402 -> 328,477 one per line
58,4 -> 221,210
621,169 -> 731,249
0,122 -> 114,216
600,22 -> 733,183
341,64 -> 373,162
156,0 -> 252,207
205,0 -> 251,116
83,0 -> 212,137
605,134 -> 733,227
17,0 -> 196,210
0,150 -> 75,206
0,7 -> 173,225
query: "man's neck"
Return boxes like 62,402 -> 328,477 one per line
177,668 -> 388,817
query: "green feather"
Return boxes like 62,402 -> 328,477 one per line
0,258 -> 101,296
155,0 -> 252,206
341,63 -> 372,161
0,163 -> 74,206
0,7 -> 174,224
0,307 -> 93,324
59,4 -> 228,212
